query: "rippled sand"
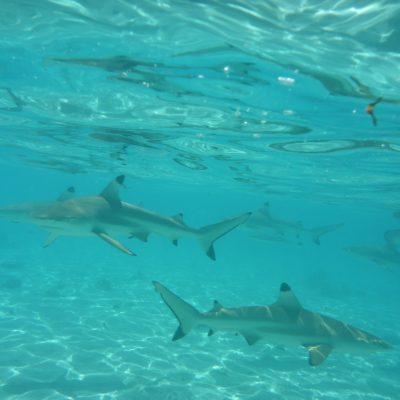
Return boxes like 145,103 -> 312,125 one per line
0,251 -> 398,400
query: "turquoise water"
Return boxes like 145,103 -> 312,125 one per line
1,1 -> 400,399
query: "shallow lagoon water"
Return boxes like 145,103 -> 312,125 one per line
0,1 -> 400,399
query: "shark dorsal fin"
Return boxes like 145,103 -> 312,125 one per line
57,186 -> 75,201
172,213 -> 186,225
100,175 -> 124,206
209,300 -> 223,313
275,283 -> 302,309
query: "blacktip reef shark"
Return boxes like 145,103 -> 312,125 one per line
153,281 -> 392,366
345,245 -> 400,270
0,175 -> 251,259
384,228 -> 400,250
244,203 -> 343,245
344,228 -> 400,270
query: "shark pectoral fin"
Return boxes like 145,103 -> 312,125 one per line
43,232 -> 59,248
93,230 -> 136,256
208,329 -> 216,336
305,344 -> 333,366
241,332 -> 262,346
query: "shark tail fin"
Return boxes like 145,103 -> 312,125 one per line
197,212 -> 251,261
311,223 -> 343,245
153,281 -> 201,341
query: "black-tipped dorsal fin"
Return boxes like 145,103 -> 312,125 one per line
171,213 -> 186,225
100,175 -> 124,206
275,282 -> 302,309
57,186 -> 75,201
209,300 -> 223,313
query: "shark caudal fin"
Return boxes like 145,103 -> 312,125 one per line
153,281 -> 201,341
311,223 -> 343,245
197,212 -> 251,260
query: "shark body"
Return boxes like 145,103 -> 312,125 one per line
345,228 -> 400,270
345,245 -> 400,270
154,281 -> 391,366
384,229 -> 400,250
245,203 -> 342,245
0,176 -> 250,259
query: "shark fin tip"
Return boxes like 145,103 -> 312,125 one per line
306,344 -> 333,366
207,245 -> 216,261
116,175 -> 125,185
280,282 -> 291,292
172,326 -> 186,341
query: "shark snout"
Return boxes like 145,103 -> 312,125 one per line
378,340 -> 393,351
369,337 -> 393,352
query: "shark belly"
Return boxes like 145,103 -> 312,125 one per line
200,315 -> 378,354
201,316 -> 311,345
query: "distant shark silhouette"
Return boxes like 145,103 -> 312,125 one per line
345,244 -> 400,270
345,228 -> 400,270
384,229 -> 400,250
0,175 -> 250,259
244,203 -> 343,245
154,281 -> 392,366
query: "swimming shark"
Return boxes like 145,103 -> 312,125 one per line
153,281 -> 392,366
244,203 -> 343,245
0,175 -> 250,259
384,229 -> 400,250
345,244 -> 400,270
